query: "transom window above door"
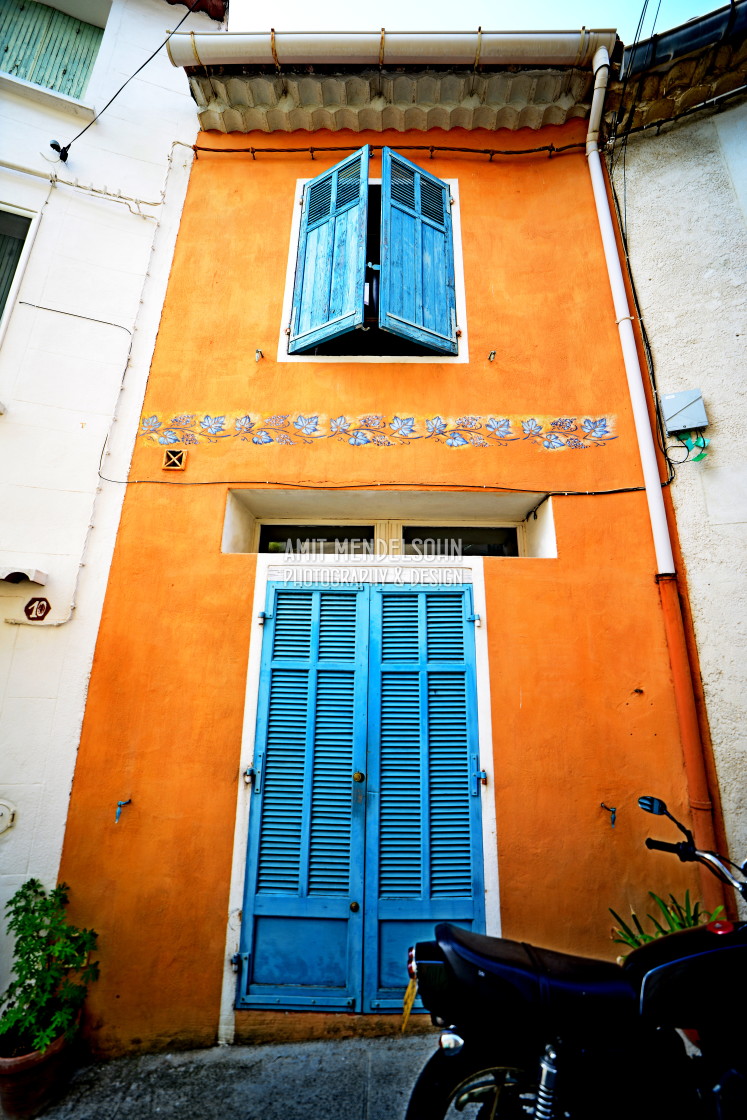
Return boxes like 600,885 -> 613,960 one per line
256,523 -> 519,558
222,489 -> 557,559
286,146 -> 460,358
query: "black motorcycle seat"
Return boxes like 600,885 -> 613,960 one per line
436,922 -> 637,1027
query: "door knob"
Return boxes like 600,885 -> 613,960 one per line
353,771 -> 365,783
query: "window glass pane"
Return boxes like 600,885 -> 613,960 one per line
0,211 -> 31,318
259,525 -> 375,555
402,526 -> 519,557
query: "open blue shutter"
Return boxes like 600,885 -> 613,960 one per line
288,147 -> 369,354
379,148 -> 458,356
363,586 -> 484,1012
238,585 -> 369,1010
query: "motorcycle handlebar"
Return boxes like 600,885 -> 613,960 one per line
645,837 -> 685,855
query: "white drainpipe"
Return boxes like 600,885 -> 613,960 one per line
585,47 -> 675,575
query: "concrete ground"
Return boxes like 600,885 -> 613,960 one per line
42,1035 -> 438,1120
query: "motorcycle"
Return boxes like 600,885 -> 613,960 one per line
404,796 -> 747,1119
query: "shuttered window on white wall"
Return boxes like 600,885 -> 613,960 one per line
0,210 -> 31,321
0,0 -> 103,99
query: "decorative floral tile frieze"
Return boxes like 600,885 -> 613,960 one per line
140,412 -> 617,450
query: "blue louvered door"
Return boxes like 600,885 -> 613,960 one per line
238,583 -> 484,1012
237,585 -> 369,1009
363,586 -> 484,1011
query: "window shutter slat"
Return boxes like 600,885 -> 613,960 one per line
288,147 -> 369,354
379,148 -> 458,356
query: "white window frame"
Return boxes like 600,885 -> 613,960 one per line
277,176 -> 470,364
0,203 -> 42,351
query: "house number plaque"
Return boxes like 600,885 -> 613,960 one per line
24,598 -> 51,621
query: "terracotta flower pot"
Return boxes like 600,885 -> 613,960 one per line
0,1033 -> 72,1119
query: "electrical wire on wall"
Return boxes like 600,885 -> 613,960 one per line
50,0 -> 205,163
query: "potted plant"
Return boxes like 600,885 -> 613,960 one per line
0,879 -> 99,1119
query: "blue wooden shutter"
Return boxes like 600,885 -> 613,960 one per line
379,148 -> 458,356
0,0 -> 103,99
363,586 -> 484,1012
288,147 -> 369,354
237,585 -> 369,1010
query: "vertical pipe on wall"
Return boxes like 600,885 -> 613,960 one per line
585,48 -> 723,906
585,50 -> 675,576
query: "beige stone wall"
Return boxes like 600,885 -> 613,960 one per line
612,99 -> 747,904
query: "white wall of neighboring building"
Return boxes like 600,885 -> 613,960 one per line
611,98 -> 747,882
0,0 -> 215,981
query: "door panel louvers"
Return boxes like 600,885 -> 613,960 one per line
379,671 -> 422,897
381,594 -> 419,661
272,591 -> 313,659
319,593 -> 358,660
309,670 -> 355,895
426,594 -> 465,661
428,672 -> 472,897
257,668 -> 307,893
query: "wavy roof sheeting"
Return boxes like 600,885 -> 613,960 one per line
188,67 -> 596,134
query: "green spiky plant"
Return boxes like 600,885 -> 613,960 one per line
610,890 -> 723,954
0,879 -> 99,1057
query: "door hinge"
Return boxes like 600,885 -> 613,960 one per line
258,611 -> 273,626
231,951 -> 249,975
467,613 -> 481,626
471,755 -> 487,796
243,764 -> 261,792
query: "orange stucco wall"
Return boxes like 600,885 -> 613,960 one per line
59,125 -> 702,1056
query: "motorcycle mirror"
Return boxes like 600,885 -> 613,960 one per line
638,796 -> 669,816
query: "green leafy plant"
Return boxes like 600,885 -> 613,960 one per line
610,890 -> 723,953
0,879 -> 99,1057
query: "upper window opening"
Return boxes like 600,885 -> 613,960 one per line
0,0 -> 104,99
288,146 -> 458,358
0,210 -> 31,321
402,526 -> 519,558
258,525 -> 376,555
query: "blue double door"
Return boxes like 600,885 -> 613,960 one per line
236,583 -> 485,1013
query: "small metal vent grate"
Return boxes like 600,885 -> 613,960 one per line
162,448 -> 187,470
